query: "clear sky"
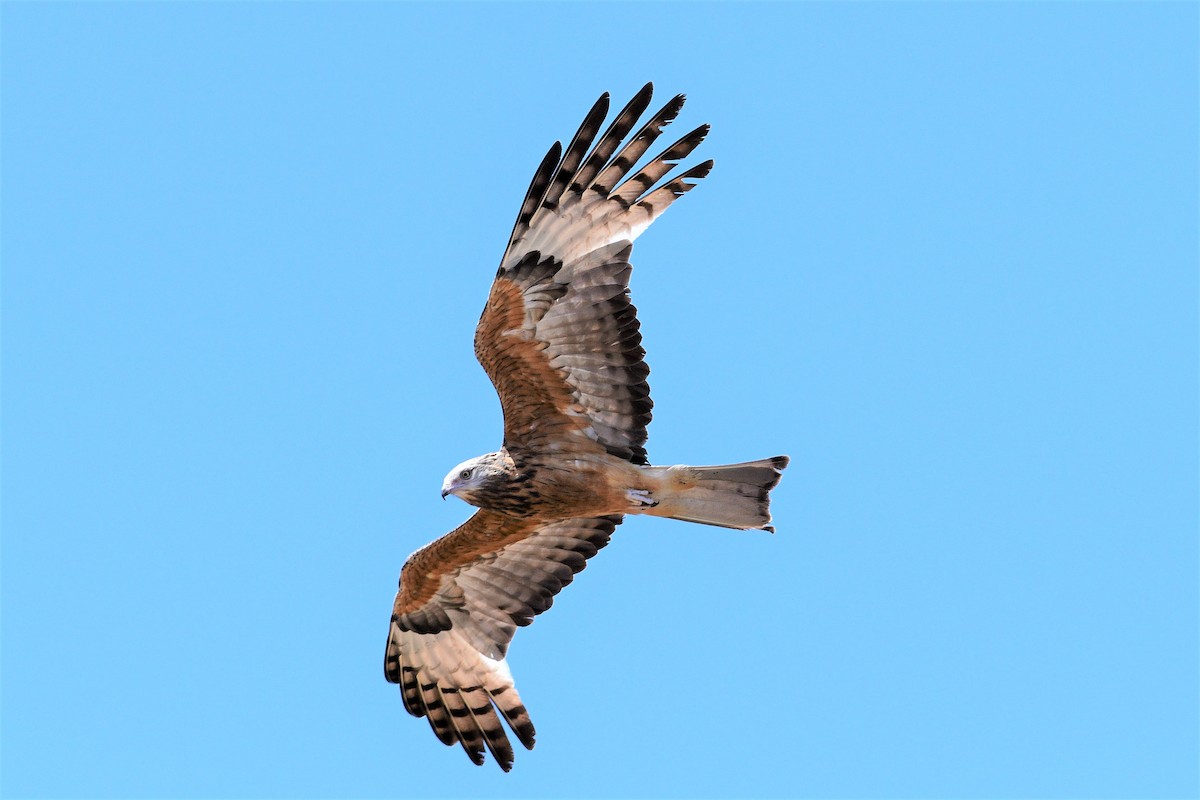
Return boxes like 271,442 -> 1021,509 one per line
3,2 -> 1196,798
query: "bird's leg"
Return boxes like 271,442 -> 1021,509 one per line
625,488 -> 659,508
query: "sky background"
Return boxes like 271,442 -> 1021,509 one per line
3,3 -> 1197,798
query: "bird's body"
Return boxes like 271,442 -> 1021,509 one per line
441,446 -> 637,519
385,83 -> 789,771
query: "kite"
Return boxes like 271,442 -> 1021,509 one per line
384,83 -> 789,771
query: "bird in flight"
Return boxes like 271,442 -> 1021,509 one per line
384,83 -> 789,771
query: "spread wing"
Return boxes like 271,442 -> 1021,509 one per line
385,511 -> 622,771
475,83 -> 713,464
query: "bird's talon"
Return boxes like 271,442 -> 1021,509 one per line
626,489 -> 658,508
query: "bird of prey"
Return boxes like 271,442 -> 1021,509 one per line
384,83 -> 789,772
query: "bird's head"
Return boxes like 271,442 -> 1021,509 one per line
441,452 -> 508,505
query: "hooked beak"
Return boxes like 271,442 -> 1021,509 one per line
441,489 -> 450,500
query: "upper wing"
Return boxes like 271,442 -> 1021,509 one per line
475,83 -> 712,464
385,510 -> 622,771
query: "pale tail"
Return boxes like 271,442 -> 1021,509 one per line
641,456 -> 790,532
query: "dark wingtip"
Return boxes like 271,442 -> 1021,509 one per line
631,83 -> 656,115
587,93 -> 611,125
662,93 -> 686,123
691,158 -> 715,181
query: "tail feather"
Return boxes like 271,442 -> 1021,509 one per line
641,456 -> 790,532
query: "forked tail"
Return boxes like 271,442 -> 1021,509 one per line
640,456 -> 790,532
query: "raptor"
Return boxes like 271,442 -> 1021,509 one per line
384,83 -> 789,771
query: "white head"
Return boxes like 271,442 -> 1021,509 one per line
440,452 -> 508,504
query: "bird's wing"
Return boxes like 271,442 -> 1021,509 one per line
474,83 -> 712,464
385,510 -> 622,771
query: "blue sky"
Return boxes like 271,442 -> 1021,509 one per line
2,2 -> 1196,798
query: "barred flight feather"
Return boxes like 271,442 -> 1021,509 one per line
540,94 -> 610,213
500,83 -> 703,278
568,86 -> 652,196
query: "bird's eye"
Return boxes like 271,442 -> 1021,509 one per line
460,469 -> 472,479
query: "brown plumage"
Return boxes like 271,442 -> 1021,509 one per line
385,83 -> 790,771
